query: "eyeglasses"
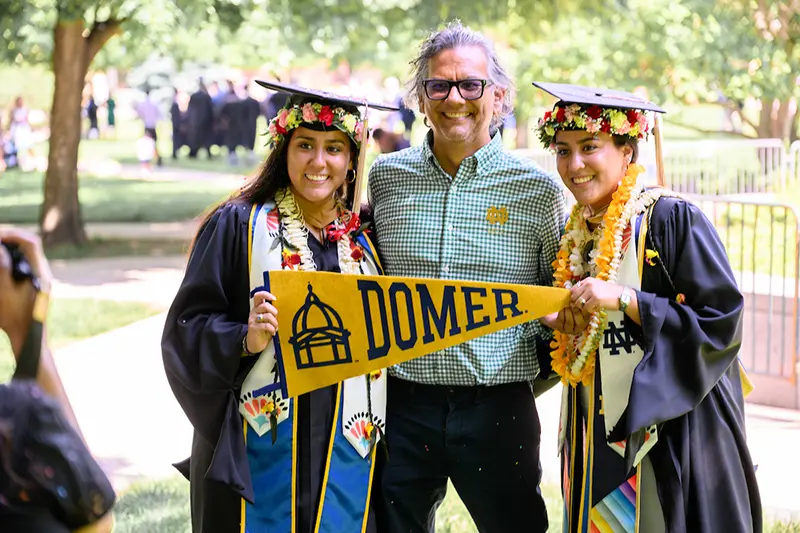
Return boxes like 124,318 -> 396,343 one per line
422,79 -> 491,101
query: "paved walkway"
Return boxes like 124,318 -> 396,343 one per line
47,254 -> 800,521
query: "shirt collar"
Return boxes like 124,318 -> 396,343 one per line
423,130 -> 504,176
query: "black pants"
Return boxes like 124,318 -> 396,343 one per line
374,376 -> 548,533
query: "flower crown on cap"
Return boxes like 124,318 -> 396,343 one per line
266,102 -> 365,149
536,103 -> 652,151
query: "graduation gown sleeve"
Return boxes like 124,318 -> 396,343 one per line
161,202 -> 257,500
611,197 -> 745,440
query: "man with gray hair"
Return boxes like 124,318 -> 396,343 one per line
368,21 -> 564,533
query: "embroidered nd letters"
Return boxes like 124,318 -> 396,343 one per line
603,321 -> 635,355
486,206 -> 509,234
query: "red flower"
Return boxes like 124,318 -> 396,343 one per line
626,110 -> 639,124
555,107 -> 566,123
281,252 -> 301,268
327,212 -> 361,242
586,105 -> 604,119
276,123 -> 287,135
350,246 -> 364,261
318,106 -> 334,126
600,120 -> 611,133
543,111 -> 552,121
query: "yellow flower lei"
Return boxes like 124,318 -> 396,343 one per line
550,164 -> 644,387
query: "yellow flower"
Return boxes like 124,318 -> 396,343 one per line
286,108 -> 302,129
261,400 -> 275,414
341,114 -> 358,133
645,249 -> 660,266
609,110 -> 628,130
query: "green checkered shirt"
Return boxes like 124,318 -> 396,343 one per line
368,133 -> 566,386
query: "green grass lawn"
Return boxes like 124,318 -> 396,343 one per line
112,477 -> 563,533
0,168 -> 235,224
112,475 -> 800,532
0,298 -> 164,382
44,237 -> 189,260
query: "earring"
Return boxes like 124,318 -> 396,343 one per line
346,169 -> 356,183
423,116 -> 431,128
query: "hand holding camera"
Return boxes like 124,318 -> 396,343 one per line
0,229 -> 52,357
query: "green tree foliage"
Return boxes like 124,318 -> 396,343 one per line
0,0 -> 252,246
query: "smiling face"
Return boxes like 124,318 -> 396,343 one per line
286,126 -> 354,207
419,45 -> 505,151
554,130 -> 633,212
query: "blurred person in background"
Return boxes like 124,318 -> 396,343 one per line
86,95 -> 99,139
188,80 -> 215,159
9,96 -> 34,171
103,93 -> 116,139
135,89 -> 163,166
0,229 -> 116,533
372,127 -> 410,154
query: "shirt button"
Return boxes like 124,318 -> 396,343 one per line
442,265 -> 449,274
447,224 -> 454,232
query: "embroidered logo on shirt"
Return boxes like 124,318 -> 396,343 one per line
486,206 -> 509,233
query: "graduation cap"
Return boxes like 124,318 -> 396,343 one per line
255,79 -> 399,112
254,79 -> 399,210
533,82 -> 666,114
533,81 -> 667,185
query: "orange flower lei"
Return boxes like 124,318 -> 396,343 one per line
550,164 -> 644,387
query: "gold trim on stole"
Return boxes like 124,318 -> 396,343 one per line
567,387 -> 578,530
360,444 -> 378,533
313,383 -> 343,533
576,383 -> 595,533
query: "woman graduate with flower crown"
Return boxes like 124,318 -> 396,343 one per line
535,83 -> 762,533
162,82 -> 396,533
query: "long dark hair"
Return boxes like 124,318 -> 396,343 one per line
190,96 -> 361,253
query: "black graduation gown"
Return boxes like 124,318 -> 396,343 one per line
239,96 -> 261,150
162,203 -> 371,533
563,197 -> 762,532
187,90 -> 213,152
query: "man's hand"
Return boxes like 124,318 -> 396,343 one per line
540,306 -> 591,335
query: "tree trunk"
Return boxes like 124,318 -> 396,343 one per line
41,20 -> 89,246
773,98 -> 792,139
757,98 -> 773,138
41,17 -> 121,247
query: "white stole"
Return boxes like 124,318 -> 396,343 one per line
239,203 -> 386,458
557,213 -> 658,467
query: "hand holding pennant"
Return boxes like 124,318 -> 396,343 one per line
267,271 -> 570,397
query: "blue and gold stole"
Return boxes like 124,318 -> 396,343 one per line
239,202 -> 386,533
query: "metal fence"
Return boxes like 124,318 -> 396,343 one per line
515,140 -> 800,407
515,138 -> 792,196
692,199 -> 799,392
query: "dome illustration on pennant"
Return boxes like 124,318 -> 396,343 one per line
289,283 -> 353,369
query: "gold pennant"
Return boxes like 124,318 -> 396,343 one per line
268,271 -> 570,397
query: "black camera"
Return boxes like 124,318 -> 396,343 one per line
1,242 -> 36,284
